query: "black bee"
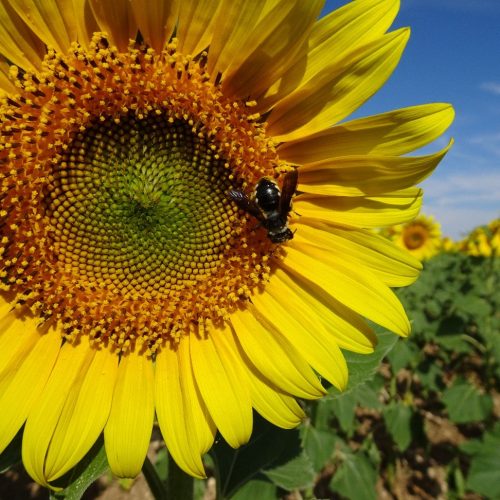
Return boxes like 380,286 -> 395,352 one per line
229,169 -> 298,243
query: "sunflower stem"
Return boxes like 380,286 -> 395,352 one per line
142,455 -> 169,500
167,452 -> 194,500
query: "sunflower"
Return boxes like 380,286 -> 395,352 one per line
383,214 -> 443,261
460,221 -> 499,257
488,218 -> 500,256
0,0 -> 453,487
442,236 -> 458,253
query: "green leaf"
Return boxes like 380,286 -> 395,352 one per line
442,381 -> 493,423
435,334 -> 471,354
328,329 -> 398,399
386,339 -> 416,372
210,414 -> 302,499
231,480 -> 276,500
382,403 -> 413,452
263,453 -> 315,491
330,451 -> 377,500
154,447 -> 169,481
415,360 -> 443,393
354,382 -> 383,410
311,397 -> 334,431
425,299 -> 441,319
330,391 -> 357,435
408,310 -> 429,335
463,424 -> 500,498
301,426 -> 337,472
454,295 -> 492,319
50,437 -> 108,500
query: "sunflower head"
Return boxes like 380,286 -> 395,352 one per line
0,33 -> 296,354
0,0 -> 454,488
382,214 -> 442,261
459,222 -> 498,257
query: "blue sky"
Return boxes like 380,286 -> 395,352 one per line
323,0 -> 500,239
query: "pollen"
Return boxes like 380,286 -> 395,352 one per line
0,34 -> 287,353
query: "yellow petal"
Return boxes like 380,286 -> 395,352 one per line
230,308 -> 325,398
281,243 -> 411,336
246,367 -> 304,429
190,321 -> 253,449
222,0 -> 324,99
251,290 -> 348,390
44,346 -> 118,482
71,0 -> 99,47
271,268 -> 377,353
155,339 -> 216,479
297,141 -> 453,197
0,312 -> 40,380
130,0 -> 178,52
0,2 -> 45,72
0,321 -> 60,454
176,0 -> 221,57
278,103 -> 455,163
7,0 -> 78,53
293,187 -> 423,228
206,0 -> 266,78
0,66 -> 12,96
310,0 -> 398,54
22,335 -> 94,487
89,0 -> 136,52
293,222 -> 422,287
104,350 -> 155,478
268,29 -> 410,142
0,297 -> 15,331
258,0 -> 399,110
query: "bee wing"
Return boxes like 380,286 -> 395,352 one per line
229,190 -> 264,221
279,168 -> 298,214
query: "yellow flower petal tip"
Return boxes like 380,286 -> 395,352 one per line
0,0 -> 452,486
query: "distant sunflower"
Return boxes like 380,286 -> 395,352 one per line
384,215 -> 442,261
488,219 -> 500,256
460,223 -> 498,257
442,237 -> 458,253
0,0 -> 453,486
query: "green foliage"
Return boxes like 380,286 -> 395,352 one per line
329,451 -> 378,500
382,403 -> 413,451
460,423 -> 500,498
442,379 -> 493,423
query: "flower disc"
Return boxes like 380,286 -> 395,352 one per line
0,36 -> 284,352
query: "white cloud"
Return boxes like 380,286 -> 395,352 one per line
480,82 -> 500,96
467,132 -> 500,157
420,169 -> 500,238
421,204 -> 499,240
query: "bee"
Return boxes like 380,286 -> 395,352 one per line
229,168 -> 298,243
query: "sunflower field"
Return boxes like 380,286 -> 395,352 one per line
1,220 -> 498,499
0,0 -> 498,499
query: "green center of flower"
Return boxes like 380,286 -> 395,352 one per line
46,114 -> 235,296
